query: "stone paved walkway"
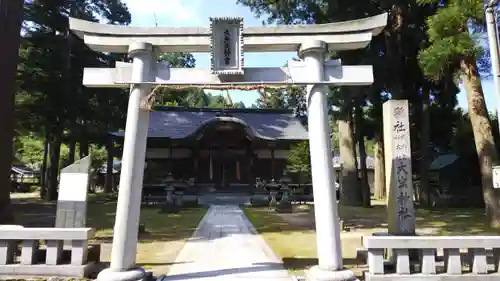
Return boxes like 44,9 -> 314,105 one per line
161,205 -> 292,281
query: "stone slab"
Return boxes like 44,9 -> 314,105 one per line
0,228 -> 95,240
364,273 -> 500,281
363,236 -> 500,249
0,263 -> 95,277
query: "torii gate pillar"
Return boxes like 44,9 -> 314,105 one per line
301,41 -> 356,281
97,42 -> 153,281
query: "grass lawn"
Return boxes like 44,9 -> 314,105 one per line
12,193 -> 208,276
87,196 -> 208,275
244,200 -> 500,277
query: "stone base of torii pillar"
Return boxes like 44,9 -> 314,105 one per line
306,266 -> 358,281
97,267 -> 148,281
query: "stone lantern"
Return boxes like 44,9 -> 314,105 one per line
163,172 -> 175,205
280,171 -> 292,202
267,178 -> 280,207
276,171 -> 293,212
250,177 -> 269,207
255,177 -> 262,188
280,170 -> 291,188
160,173 -> 179,213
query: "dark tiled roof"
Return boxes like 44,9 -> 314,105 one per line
110,107 -> 309,140
11,164 -> 40,175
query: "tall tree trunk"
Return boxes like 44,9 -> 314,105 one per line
374,133 -> 386,199
0,0 -> 24,224
385,4 -> 406,100
40,134 -> 49,199
105,139 -> 114,193
419,87 -> 431,206
65,29 -> 76,165
339,119 -> 362,206
79,120 -> 89,158
46,134 -> 62,201
461,56 -> 500,227
349,107 -> 359,170
68,137 -> 76,164
355,98 -> 371,207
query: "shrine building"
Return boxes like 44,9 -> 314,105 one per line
108,106 -> 308,190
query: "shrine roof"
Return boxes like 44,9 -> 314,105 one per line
109,107 -> 309,141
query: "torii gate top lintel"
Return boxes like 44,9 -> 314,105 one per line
69,13 -> 387,54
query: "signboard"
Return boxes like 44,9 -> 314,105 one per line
209,17 -> 244,75
493,166 -> 500,189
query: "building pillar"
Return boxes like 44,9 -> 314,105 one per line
97,42 -> 153,281
247,148 -> 253,184
236,160 -> 241,181
167,147 -> 173,173
193,148 -> 198,180
271,148 -> 276,179
301,40 -> 356,281
209,149 -> 213,181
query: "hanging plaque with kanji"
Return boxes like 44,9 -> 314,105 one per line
209,17 -> 244,75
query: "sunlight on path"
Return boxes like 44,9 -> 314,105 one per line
161,205 -> 292,281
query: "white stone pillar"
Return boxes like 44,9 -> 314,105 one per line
97,42 -> 153,281
301,40 -> 356,281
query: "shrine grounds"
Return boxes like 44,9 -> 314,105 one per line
11,193 -> 207,278
10,193 -> 499,280
244,200 -> 500,276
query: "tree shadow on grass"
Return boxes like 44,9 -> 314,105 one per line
11,197 -> 57,227
11,195 -> 208,243
87,203 -> 207,243
245,204 -> 500,235
415,208 -> 499,235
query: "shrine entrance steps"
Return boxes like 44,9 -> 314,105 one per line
198,193 -> 251,206
158,205 -> 291,281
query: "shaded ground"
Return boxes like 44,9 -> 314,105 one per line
11,193 -> 208,276
244,200 -> 500,278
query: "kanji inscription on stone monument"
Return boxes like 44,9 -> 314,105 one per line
383,99 -> 416,235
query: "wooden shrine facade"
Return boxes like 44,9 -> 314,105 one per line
108,107 -> 308,189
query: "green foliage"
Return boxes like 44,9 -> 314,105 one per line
89,144 -> 108,173
14,134 -> 44,169
255,88 -> 287,109
286,141 -> 311,181
158,53 -> 196,68
417,0 -> 484,80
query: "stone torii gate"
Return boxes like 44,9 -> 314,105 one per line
70,14 -> 387,281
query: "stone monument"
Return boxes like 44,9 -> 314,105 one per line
56,155 -> 92,231
383,100 -> 416,235
70,13 -> 387,281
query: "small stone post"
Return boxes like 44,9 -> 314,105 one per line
97,42 -> 153,281
383,99 -> 416,235
302,40 -> 356,281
